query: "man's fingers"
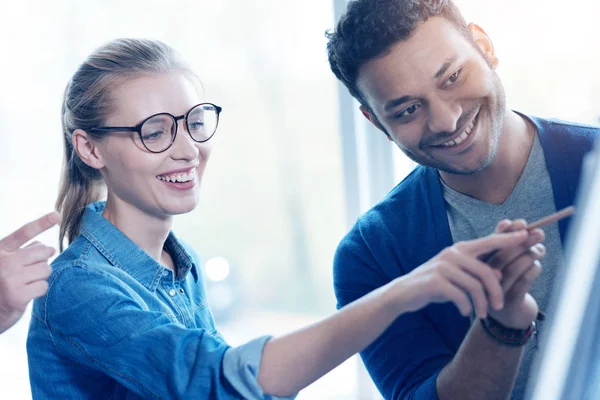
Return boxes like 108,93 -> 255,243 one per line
503,219 -> 528,233
6,245 -> 56,268
486,229 -> 545,270
500,247 -> 544,292
446,250 -> 504,310
22,262 -> 53,284
505,261 -> 542,301
0,212 -> 61,251
494,219 -> 527,234
443,267 -> 490,319
527,228 -> 545,243
23,280 -> 50,301
437,280 -> 472,316
494,219 -> 512,234
533,243 -> 546,257
459,230 -> 528,257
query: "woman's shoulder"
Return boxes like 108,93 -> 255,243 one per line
49,252 -> 115,292
31,247 -> 120,326
52,235 -> 108,271
49,233 -> 130,292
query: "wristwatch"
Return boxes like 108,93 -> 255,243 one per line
480,315 -> 536,347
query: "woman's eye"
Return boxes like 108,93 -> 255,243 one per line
142,131 -> 164,141
189,121 -> 204,130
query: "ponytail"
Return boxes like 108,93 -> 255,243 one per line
55,128 -> 98,251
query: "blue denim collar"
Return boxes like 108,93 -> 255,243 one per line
79,201 -> 196,291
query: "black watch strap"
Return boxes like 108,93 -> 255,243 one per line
480,315 -> 536,347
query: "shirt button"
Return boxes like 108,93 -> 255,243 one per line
168,289 -> 176,297
162,270 -> 169,277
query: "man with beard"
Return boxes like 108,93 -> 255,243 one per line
326,0 -> 599,399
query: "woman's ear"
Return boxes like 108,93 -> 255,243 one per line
72,129 -> 105,169
468,23 -> 499,68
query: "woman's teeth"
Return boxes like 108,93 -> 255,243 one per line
441,117 -> 476,147
157,168 -> 196,183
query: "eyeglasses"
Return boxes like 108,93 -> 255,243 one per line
89,103 -> 222,153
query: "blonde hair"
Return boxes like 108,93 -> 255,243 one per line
57,38 -> 195,250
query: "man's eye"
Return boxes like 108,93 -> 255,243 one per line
446,69 -> 462,85
396,104 -> 421,119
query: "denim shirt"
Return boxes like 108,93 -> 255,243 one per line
27,202 -> 294,400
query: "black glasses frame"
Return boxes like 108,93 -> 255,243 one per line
89,102 -> 222,153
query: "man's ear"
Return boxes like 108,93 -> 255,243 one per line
72,129 -> 105,169
468,23 -> 499,68
359,105 -> 393,141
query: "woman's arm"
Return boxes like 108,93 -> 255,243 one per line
257,230 -> 533,397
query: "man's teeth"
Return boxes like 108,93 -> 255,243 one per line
157,169 -> 196,183
441,118 -> 476,147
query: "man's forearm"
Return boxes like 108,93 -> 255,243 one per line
436,321 -> 525,400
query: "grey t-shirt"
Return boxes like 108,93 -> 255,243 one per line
441,133 -> 563,399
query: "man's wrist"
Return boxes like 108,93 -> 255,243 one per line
480,315 -> 536,347
487,309 -> 535,330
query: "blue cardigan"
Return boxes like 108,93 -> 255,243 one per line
333,116 -> 599,399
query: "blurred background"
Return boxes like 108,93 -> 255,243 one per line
0,0 -> 599,398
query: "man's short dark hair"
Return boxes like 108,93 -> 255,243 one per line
326,0 -> 470,108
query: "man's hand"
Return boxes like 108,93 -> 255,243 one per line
0,212 -> 60,334
396,230 -> 530,318
485,219 -> 545,329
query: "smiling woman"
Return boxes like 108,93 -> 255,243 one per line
29,38 -> 333,399
0,2 -> 357,398
56,45 -> 212,252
